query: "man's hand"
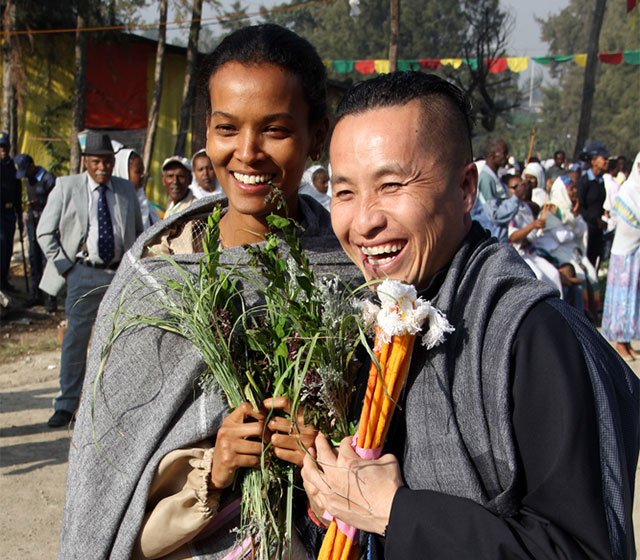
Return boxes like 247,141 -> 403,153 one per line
301,433 -> 403,535
264,396 -> 317,467
210,402 -> 268,490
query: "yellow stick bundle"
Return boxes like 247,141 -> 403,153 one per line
317,279 -> 453,560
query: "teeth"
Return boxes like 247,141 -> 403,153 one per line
366,255 -> 394,265
233,172 -> 272,185
361,242 -> 405,256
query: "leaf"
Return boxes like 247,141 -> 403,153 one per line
266,214 -> 291,230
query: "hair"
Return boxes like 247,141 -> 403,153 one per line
502,173 -> 519,186
483,138 -> 506,159
192,151 -> 210,164
311,167 -> 328,181
200,24 -> 327,125
336,72 -> 474,162
554,150 -> 565,159
128,151 -> 142,164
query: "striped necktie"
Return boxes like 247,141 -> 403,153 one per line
97,185 -> 115,265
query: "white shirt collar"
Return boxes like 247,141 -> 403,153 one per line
86,172 -> 113,191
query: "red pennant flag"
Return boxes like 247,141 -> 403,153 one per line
627,0 -> 638,12
599,52 -> 623,64
354,60 -> 375,74
418,59 -> 442,70
486,58 -> 508,73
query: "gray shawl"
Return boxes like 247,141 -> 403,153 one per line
401,223 -> 557,515
59,194 -> 360,559
395,223 -> 638,558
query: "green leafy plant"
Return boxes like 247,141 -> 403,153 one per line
96,198 -> 370,558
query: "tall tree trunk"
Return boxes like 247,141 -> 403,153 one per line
174,0 -> 203,157
388,0 -> 399,72
143,0 -> 168,182
2,0 -> 17,154
69,4 -> 87,174
574,0 -> 607,159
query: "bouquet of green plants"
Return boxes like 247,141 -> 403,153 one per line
96,202 -> 369,559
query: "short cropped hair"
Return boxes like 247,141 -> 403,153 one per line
336,72 -> 474,162
200,24 -> 327,126
483,138 -> 506,159
311,167 -> 327,181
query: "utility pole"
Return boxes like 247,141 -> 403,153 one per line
174,0 -> 203,157
143,0 -> 168,184
2,0 -> 18,154
69,2 -> 87,174
574,0 -> 607,159
389,0 -> 399,72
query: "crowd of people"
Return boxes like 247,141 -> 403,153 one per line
0,22 -> 638,560
470,139 -> 639,360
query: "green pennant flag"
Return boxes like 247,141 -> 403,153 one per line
398,60 -> 420,71
464,58 -> 479,70
333,60 -> 354,73
623,50 -> 640,64
532,56 -> 552,65
552,55 -> 573,63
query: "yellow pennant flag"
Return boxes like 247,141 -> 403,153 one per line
374,59 -> 390,74
323,59 -> 333,71
507,57 -> 529,72
440,58 -> 463,69
574,54 -> 587,67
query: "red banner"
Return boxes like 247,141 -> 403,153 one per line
599,52 -> 623,64
418,59 -> 442,70
486,58 -> 508,73
85,39 -> 153,129
354,60 -> 376,74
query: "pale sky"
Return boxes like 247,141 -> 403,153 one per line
503,0 -> 570,56
141,0 -> 570,59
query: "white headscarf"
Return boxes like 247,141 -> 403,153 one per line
189,148 -> 222,198
299,164 -> 331,211
113,148 -> 135,182
612,152 -> 640,229
523,162 -> 546,190
113,148 -> 159,230
549,175 -> 575,224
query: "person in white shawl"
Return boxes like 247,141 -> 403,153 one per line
113,148 -> 160,230
189,149 -> 223,199
298,164 -> 331,210
523,161 -> 547,207
506,178 -> 563,296
535,173 -> 601,314
601,152 -> 640,360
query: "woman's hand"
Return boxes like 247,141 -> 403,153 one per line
210,402 -> 268,489
264,396 -> 318,467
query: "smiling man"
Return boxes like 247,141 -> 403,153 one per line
162,155 -> 196,218
37,131 -> 143,427
301,73 -> 638,559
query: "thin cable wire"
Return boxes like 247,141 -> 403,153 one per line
1,0 -> 338,36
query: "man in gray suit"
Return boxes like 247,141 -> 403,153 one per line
37,132 -> 143,427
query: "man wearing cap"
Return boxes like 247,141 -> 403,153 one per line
189,149 -> 222,199
0,131 -> 23,293
14,153 -> 57,310
576,141 -> 609,266
37,131 -> 143,427
162,155 -> 196,217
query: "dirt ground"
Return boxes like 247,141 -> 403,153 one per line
0,261 -> 639,559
